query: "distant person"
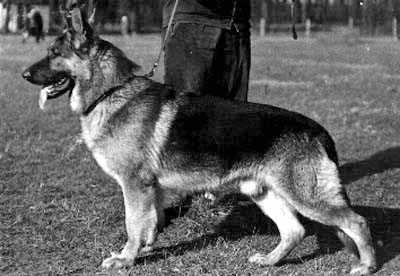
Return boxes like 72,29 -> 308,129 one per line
120,15 -> 130,36
162,0 -> 251,102
28,7 -> 44,43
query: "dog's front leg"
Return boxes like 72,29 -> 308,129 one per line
101,175 -> 160,269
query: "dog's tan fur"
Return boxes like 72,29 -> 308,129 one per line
22,7 -> 377,275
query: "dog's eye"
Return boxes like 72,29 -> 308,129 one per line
48,48 -> 61,57
53,48 -> 61,56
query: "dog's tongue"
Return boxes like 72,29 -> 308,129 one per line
39,87 -> 49,110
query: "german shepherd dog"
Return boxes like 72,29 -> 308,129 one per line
22,7 -> 376,275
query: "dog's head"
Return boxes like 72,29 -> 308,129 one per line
21,5 -> 96,109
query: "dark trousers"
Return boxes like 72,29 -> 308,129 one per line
164,23 -> 250,102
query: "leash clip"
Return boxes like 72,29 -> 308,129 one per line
145,62 -> 158,78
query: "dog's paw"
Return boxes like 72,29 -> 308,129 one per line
350,263 -> 376,275
101,252 -> 134,269
248,253 -> 277,266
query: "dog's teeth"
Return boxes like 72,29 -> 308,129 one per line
39,87 -> 49,110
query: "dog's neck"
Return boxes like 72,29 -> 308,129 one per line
78,76 -> 153,150
89,39 -> 138,89
71,38 -> 142,116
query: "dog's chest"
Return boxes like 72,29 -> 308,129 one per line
80,111 -> 107,150
92,150 -> 121,182
80,114 -> 124,183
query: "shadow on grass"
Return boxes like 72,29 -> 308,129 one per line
138,147 -> 400,268
140,204 -> 400,269
339,146 -> 400,185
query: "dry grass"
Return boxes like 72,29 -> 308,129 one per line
1,32 -> 400,275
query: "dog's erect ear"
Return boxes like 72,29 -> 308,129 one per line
69,7 -> 86,49
71,7 -> 84,35
87,0 -> 96,26
69,6 -> 94,50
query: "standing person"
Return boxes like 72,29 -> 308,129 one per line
27,6 -> 43,43
32,8 -> 43,43
121,15 -> 130,36
162,0 -> 251,102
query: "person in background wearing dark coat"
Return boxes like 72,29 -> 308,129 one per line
27,6 -> 43,43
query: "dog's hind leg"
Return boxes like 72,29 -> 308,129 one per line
332,209 -> 376,275
299,206 -> 376,275
240,181 -> 305,266
288,156 -> 376,275
101,176 -> 160,269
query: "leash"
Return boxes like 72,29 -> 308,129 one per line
144,0 -> 180,78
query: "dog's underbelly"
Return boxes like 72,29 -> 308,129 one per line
157,169 -> 221,192
93,148 -> 224,192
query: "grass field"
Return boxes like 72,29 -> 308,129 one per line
1,31 -> 400,275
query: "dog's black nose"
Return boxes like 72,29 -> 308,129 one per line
22,70 -> 32,81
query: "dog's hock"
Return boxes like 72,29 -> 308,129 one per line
239,180 -> 264,197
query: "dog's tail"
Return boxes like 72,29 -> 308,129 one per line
317,131 -> 339,166
271,140 -> 359,255
316,132 -> 360,254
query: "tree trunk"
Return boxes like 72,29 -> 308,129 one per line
0,0 -> 10,33
260,0 -> 268,36
49,0 -> 60,34
389,0 -> 398,40
348,0 -> 355,28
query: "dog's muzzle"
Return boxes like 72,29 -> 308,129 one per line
22,61 -> 75,110
22,69 -> 34,83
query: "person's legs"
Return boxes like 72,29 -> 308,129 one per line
164,23 -> 222,95
234,30 -> 251,102
211,28 -> 250,102
164,24 -> 223,203
35,30 -> 40,43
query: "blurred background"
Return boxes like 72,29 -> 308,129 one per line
0,0 -> 400,37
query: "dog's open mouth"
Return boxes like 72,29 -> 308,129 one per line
39,77 -> 75,109
43,77 -> 75,99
